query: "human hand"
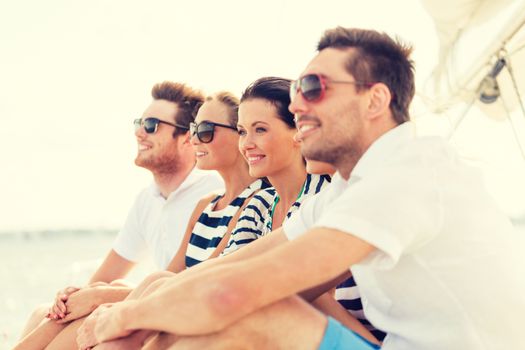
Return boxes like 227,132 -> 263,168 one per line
93,330 -> 146,350
77,303 -> 112,350
77,303 -> 133,349
48,286 -> 80,320
56,286 -> 103,323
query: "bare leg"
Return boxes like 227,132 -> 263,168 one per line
45,310 -> 147,350
43,313 -> 154,350
13,319 -> 68,350
92,330 -> 155,350
157,296 -> 327,350
19,304 -> 50,338
142,332 -> 178,350
44,317 -> 86,350
108,279 -> 134,287
126,271 -> 175,300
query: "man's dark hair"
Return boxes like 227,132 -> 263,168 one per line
151,81 -> 205,136
240,77 -> 295,129
318,27 -> 415,124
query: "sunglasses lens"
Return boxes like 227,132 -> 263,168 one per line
197,123 -> 214,143
301,75 -> 323,101
143,119 -> 159,133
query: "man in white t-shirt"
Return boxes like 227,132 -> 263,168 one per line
97,81 -> 223,277
18,82 -> 223,345
76,28 -> 525,350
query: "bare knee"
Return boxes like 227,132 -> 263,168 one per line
31,304 -> 50,320
143,271 -> 176,285
109,279 -> 133,287
171,296 -> 325,350
232,296 -> 326,349
139,272 -> 176,297
20,303 -> 51,338
44,317 -> 85,350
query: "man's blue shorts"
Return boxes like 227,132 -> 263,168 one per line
318,317 -> 381,350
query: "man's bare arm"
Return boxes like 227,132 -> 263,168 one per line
96,227 -> 374,340
299,270 -> 352,301
89,249 -> 135,284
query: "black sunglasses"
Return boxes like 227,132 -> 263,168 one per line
189,120 -> 237,143
290,73 -> 374,102
134,117 -> 189,134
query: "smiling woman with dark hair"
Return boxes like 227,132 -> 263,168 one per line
224,76 -> 332,252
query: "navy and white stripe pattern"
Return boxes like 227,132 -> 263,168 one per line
286,173 -> 331,217
220,188 -> 273,256
335,277 -> 386,341
263,174 -> 332,233
223,174 -> 331,255
185,179 -> 269,268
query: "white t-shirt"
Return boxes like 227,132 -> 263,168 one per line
283,122 -> 525,350
113,169 -> 224,269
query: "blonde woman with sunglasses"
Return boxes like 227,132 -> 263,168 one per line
166,92 -> 270,271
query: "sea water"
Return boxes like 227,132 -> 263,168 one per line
0,230 -> 154,349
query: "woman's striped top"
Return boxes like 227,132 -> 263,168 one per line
185,179 -> 269,268
263,174 -> 332,234
222,174 -> 331,255
336,277 -> 387,341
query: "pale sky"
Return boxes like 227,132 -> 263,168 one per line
0,0 -> 524,231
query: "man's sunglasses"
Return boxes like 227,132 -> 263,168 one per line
189,120 -> 237,143
134,117 -> 189,134
290,73 -> 374,102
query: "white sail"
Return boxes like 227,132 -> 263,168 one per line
420,0 -> 525,223
421,0 -> 525,118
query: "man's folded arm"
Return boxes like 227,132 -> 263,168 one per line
115,227 -> 374,336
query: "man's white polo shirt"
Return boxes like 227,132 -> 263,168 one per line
283,122 -> 525,349
113,168 -> 223,269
